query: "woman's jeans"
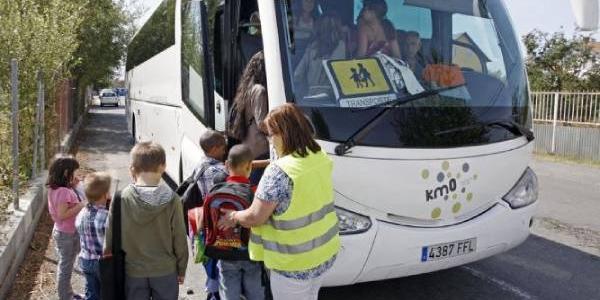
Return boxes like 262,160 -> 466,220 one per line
79,258 -> 101,300
269,270 -> 325,300
53,229 -> 80,300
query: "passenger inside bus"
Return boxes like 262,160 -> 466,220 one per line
402,31 -> 430,80
293,0 -> 319,41
239,11 -> 263,69
290,0 -> 321,66
355,0 -> 401,58
293,13 -> 347,99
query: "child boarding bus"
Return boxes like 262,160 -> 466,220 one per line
126,0 -> 538,286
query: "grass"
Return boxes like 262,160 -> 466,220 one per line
534,152 -> 600,168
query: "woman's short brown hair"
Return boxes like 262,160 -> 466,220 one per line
261,103 -> 320,157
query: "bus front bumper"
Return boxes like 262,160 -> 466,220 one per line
322,201 -> 537,286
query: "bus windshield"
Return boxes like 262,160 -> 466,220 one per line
281,0 -> 531,148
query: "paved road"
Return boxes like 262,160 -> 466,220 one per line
530,159 -> 600,232
23,107 -> 597,300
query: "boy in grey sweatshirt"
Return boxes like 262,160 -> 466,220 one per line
105,142 -> 188,299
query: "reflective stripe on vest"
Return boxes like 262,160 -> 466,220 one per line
266,202 -> 335,231
250,220 -> 339,254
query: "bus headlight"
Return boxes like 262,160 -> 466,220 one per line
335,206 -> 372,235
502,167 -> 538,209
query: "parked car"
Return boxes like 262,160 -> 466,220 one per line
99,89 -> 118,107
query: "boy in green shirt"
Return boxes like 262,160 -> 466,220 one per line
104,142 -> 188,299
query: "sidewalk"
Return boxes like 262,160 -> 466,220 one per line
530,157 -> 600,256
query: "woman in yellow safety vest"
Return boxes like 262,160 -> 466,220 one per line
219,103 -> 340,300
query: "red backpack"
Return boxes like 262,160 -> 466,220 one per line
202,181 -> 253,260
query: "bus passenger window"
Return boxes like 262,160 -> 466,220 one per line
212,8 -> 225,96
181,0 -> 208,121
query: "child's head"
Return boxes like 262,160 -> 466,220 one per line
47,154 -> 80,189
84,172 -> 112,205
226,144 -> 253,178
199,130 -> 227,161
130,142 -> 166,176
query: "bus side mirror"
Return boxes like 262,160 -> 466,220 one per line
571,0 -> 599,31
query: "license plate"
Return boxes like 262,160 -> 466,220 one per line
421,238 -> 477,262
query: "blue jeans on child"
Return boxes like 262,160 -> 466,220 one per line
218,260 -> 265,300
79,258 -> 100,300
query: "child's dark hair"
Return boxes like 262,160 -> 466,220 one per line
227,144 -> 253,168
47,155 -> 80,189
199,130 -> 226,153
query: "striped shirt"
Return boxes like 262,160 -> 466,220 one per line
75,204 -> 109,260
194,157 -> 228,199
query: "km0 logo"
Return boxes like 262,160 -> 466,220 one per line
426,178 -> 457,201
421,161 -> 478,219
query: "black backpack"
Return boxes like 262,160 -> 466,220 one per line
176,163 -> 209,232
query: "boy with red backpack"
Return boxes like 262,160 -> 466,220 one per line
203,144 -> 265,300
186,130 -> 228,300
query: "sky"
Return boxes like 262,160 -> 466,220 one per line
504,0 -> 599,38
132,0 -> 598,38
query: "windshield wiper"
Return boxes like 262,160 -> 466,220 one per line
434,119 -> 535,142
334,85 -> 465,156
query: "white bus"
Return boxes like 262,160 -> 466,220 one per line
126,0 -> 538,286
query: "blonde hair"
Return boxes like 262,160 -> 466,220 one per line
84,172 -> 112,203
130,142 -> 166,174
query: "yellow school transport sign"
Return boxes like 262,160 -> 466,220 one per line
324,58 -> 396,107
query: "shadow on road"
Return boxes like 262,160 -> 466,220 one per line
320,235 -> 600,299
72,107 -> 132,156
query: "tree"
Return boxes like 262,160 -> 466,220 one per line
0,0 -> 133,186
523,30 -> 600,91
70,0 -> 131,114
0,0 -> 84,184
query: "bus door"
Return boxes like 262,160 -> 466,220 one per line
213,0 -> 263,132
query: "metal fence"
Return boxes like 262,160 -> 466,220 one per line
532,92 -> 600,126
531,92 -> 600,161
1,61 -> 47,210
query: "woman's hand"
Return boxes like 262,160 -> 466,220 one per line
218,209 -> 237,230
219,199 -> 277,228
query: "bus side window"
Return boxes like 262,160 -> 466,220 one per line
181,0 -> 210,123
212,7 -> 225,96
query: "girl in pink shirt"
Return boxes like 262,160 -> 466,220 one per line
47,155 -> 85,300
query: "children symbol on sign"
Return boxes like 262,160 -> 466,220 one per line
358,63 -> 376,87
349,63 -> 376,89
350,68 -> 364,88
